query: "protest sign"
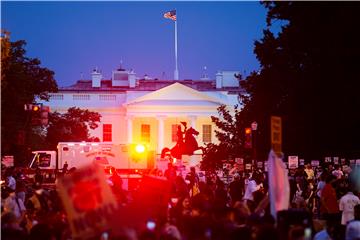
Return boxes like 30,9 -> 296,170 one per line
2,156 -> 14,167
325,157 -> 332,163
333,157 -> 339,165
235,158 -> 244,165
288,156 -> 299,169
57,163 -> 118,239
311,160 -> 320,167
264,162 -> 268,172
245,164 -> 252,170
341,158 -> 346,165
257,161 -> 263,169
299,159 -> 305,166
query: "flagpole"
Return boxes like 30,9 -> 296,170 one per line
174,18 -> 179,80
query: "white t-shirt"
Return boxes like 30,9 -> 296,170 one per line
339,192 -> 360,225
243,179 -> 261,201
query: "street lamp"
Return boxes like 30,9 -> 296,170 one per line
251,121 -> 258,167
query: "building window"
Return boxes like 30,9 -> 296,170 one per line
103,124 -> 112,142
73,94 -> 90,100
172,124 -> 180,142
99,95 -> 116,101
141,124 -> 150,143
49,94 -> 64,100
202,124 -> 212,143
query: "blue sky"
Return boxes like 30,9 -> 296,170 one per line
2,1 -> 269,87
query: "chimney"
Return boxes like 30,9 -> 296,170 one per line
216,71 -> 223,89
129,70 -> 136,88
91,68 -> 102,88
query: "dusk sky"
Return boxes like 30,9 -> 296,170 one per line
2,1 -> 276,87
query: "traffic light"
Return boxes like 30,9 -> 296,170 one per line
30,104 -> 42,125
244,127 -> 252,149
40,106 -> 50,125
25,104 -> 50,126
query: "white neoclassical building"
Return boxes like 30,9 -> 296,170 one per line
40,67 -> 242,159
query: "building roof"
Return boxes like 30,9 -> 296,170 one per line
59,78 -> 244,93
125,82 -> 228,105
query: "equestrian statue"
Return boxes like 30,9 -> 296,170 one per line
161,122 -> 203,160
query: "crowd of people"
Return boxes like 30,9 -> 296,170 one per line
1,160 -> 360,240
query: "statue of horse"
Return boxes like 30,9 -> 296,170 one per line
161,126 -> 203,160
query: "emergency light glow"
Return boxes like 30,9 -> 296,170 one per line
32,105 -> 40,111
135,144 -> 145,153
245,128 -> 252,135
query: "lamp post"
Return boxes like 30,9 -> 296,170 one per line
251,121 -> 258,167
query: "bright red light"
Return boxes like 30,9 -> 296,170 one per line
32,105 -> 40,111
245,128 -> 252,135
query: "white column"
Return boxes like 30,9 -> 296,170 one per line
188,115 -> 197,129
157,115 -> 166,153
126,115 -> 133,144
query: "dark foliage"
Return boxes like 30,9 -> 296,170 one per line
243,1 -> 360,159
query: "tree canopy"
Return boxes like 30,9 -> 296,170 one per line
1,36 -> 58,163
243,2 -> 360,160
45,107 -> 102,150
202,2 -> 360,169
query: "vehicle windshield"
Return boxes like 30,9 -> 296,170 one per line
30,153 -> 51,169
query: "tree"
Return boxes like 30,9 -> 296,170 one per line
1,35 -> 58,165
44,107 -> 102,150
201,104 -> 253,170
242,2 -> 360,159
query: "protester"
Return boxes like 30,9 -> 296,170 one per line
243,171 -> 263,212
320,174 -> 340,218
332,165 -> 344,180
305,164 -> 315,180
339,187 -> 360,225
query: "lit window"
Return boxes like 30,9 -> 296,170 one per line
202,124 -> 212,143
141,124 -> 150,143
103,124 -> 112,142
172,124 -> 180,142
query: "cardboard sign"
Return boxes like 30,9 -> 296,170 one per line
235,158 -> 244,165
245,164 -> 252,170
288,156 -> 299,169
325,157 -> 332,163
299,159 -> 305,166
57,163 -> 118,239
333,157 -> 339,165
311,160 -> 320,167
257,161 -> 263,168
2,155 -> 14,167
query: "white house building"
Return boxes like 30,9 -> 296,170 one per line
40,67 -> 243,159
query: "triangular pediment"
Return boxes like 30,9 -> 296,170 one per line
125,83 -> 227,105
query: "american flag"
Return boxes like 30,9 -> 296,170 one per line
164,10 -> 176,21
